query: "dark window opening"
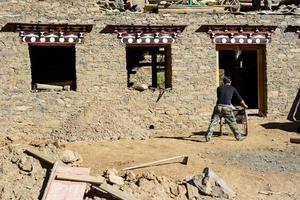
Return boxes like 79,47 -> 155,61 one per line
29,45 -> 76,91
126,45 -> 172,89
218,50 -> 258,109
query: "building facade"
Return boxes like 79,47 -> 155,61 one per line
0,0 -> 299,139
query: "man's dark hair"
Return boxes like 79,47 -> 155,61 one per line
223,76 -> 232,84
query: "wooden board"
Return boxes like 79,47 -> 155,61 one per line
56,174 -> 137,200
42,165 -> 90,200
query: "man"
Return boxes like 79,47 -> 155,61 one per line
206,76 -> 248,142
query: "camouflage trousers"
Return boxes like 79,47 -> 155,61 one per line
206,105 -> 242,140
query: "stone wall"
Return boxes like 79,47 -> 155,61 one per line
0,0 -> 299,140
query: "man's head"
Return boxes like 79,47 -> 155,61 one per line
223,76 -> 232,85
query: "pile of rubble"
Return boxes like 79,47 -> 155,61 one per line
51,102 -> 150,141
0,141 -> 236,200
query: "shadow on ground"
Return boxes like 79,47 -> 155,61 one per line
155,131 -> 224,143
261,122 -> 300,133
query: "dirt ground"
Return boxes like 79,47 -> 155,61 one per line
0,117 -> 299,200
64,117 -> 300,200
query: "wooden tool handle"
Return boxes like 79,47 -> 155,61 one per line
122,155 -> 186,171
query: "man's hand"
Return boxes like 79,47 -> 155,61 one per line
240,100 -> 248,109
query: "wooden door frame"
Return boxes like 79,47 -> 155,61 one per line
216,44 -> 267,115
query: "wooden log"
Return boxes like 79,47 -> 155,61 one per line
35,83 -> 64,91
56,174 -> 137,200
290,137 -> 300,144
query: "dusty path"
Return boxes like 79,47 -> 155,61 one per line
66,118 -> 300,200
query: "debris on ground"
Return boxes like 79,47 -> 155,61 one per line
191,167 -> 236,199
51,103 -> 150,141
96,0 -> 141,12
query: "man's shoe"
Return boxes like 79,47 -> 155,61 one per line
205,135 -> 211,142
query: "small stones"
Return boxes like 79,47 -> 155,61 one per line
108,173 -> 124,186
18,157 -> 33,173
124,171 -> 136,182
66,136 -> 77,142
104,168 -> 124,186
133,84 -> 148,92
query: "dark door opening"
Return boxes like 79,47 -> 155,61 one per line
218,50 -> 258,109
126,45 -> 172,89
29,45 -> 76,91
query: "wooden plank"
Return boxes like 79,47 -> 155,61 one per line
42,162 -> 59,200
56,174 -> 137,200
290,137 -> 300,144
165,45 -> 172,88
159,7 -> 227,14
25,148 -> 66,166
56,173 -> 106,185
151,50 -> 158,88
35,83 -> 64,91
43,166 -> 90,200
93,184 -> 137,200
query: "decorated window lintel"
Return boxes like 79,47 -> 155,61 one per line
1,23 -> 93,44
101,24 -> 186,45
197,25 -> 277,45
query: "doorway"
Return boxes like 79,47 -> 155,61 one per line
29,45 -> 76,91
217,45 -> 266,115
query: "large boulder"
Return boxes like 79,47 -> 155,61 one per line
192,167 -> 236,199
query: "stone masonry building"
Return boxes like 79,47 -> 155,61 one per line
0,0 -> 299,140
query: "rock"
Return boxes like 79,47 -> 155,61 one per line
133,84 -> 148,92
67,136 -> 77,142
169,182 -> 179,196
294,8 -> 300,14
18,157 -> 33,173
124,171 -> 136,181
53,140 -> 66,148
137,178 -> 151,187
11,156 -> 19,164
15,106 -> 31,111
104,168 -> 119,177
6,135 -> 18,142
108,173 -> 125,186
193,167 -> 236,199
142,172 -> 156,181
178,184 -> 187,196
60,149 -> 79,163
104,168 -> 124,185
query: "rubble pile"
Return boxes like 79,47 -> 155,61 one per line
0,144 -> 193,200
51,102 -> 150,141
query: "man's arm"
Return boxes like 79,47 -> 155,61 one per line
240,100 -> 248,109
233,87 -> 248,109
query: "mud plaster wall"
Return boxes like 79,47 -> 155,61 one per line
0,0 -> 299,139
